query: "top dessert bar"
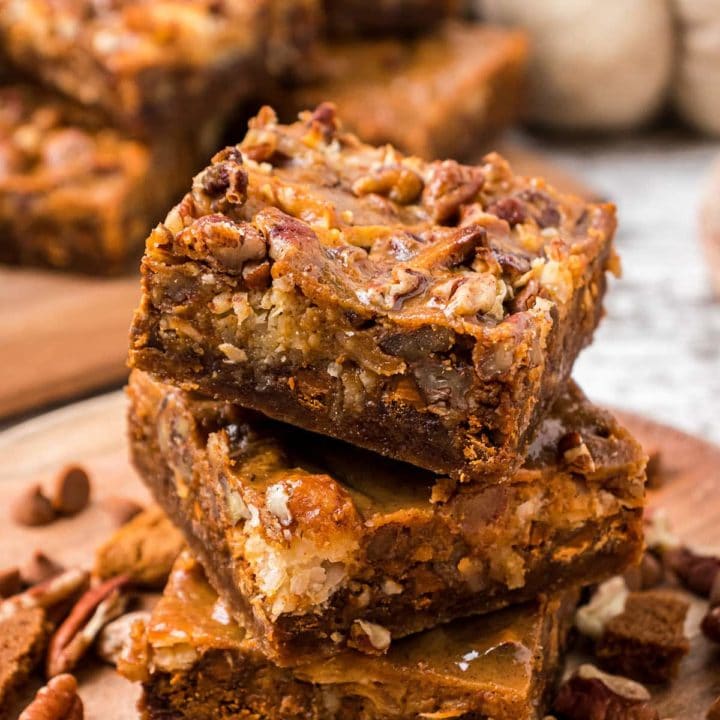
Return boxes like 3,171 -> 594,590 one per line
0,83 -> 204,273
288,22 -> 528,159
126,551 -> 574,720
323,0 -> 461,36
130,105 -> 618,482
0,0 -> 319,132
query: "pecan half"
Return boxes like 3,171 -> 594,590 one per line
666,546 -> 720,597
553,664 -> 658,720
46,575 -> 130,677
19,673 -> 83,720
0,568 -> 89,621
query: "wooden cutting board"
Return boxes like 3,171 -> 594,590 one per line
0,267 -> 139,420
0,391 -> 719,717
0,146 -> 598,423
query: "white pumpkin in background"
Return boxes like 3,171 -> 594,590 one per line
674,0 -> 720,136
477,0 -> 675,131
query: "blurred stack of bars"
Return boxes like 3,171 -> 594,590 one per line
0,0 -> 527,274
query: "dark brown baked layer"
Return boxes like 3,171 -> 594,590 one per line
130,106 -> 618,481
128,370 -> 645,665
127,552 -> 575,720
323,0 -> 460,36
289,22 -> 528,160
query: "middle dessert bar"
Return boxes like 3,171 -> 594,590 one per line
130,106 -> 618,482
128,370 -> 645,665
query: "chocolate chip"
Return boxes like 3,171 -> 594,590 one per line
100,496 -> 144,527
11,484 -> 57,526
52,465 -> 90,516
0,566 -> 22,598
21,551 -> 65,587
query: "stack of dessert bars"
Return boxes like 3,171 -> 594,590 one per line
123,105 -> 647,720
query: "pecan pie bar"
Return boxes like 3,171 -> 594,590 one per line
0,84 -> 205,273
128,370 -> 645,665
124,551 -> 575,720
289,23 -> 528,159
323,0 -> 461,36
130,106 -> 618,481
0,0 -> 319,132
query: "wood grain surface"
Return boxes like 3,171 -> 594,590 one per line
0,267 -> 138,420
0,392 -> 718,718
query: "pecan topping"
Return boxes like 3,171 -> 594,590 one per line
422,160 -> 484,224
352,165 -> 424,205
518,189 -> 561,229
19,674 -> 83,720
96,610 -> 151,666
241,259 -> 271,290
47,575 -> 130,677
553,664 -> 658,720
180,214 -> 267,274
488,196 -> 528,226
309,102 -> 339,140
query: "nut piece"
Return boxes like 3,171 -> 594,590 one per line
51,465 -> 90,515
47,575 -> 130,677
11,484 -> 56,527
666,546 -> 720,597
21,552 -> 65,587
575,576 -> 629,640
701,606 -> 720,644
624,552 -> 664,592
96,610 -> 151,666
0,566 -> 22,598
0,568 -> 89,621
558,432 -> 596,474
99,496 -> 144,526
350,620 -> 391,654
553,664 -> 658,720
19,673 -> 83,720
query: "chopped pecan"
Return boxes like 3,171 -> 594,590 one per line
518,189 -> 562,229
241,259 -> 271,290
350,619 -> 391,654
46,575 -> 130,677
558,431 -> 596,473
200,147 -> 248,207
553,664 -> 658,720
19,673 -> 83,720
487,196 -> 528,226
666,546 -> 720,597
352,165 -> 424,205
422,160 -> 484,224
309,102 -> 339,139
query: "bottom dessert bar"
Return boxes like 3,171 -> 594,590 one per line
124,551 -> 576,720
128,370 -> 645,665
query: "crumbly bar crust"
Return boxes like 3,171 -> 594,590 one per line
290,22 -> 528,159
130,105 -> 618,481
126,551 -> 573,720
0,0 -> 318,132
128,370 -> 645,665
0,84 -> 207,273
